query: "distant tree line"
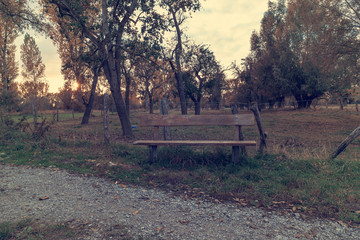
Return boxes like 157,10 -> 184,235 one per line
229,0 -> 360,110
0,0 -> 359,136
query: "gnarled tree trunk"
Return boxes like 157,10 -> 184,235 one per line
81,66 -> 100,125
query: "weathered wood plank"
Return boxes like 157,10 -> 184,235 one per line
133,140 -> 257,146
139,114 -> 254,127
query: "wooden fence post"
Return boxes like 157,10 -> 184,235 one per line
103,94 -> 110,144
160,97 -> 171,140
330,126 -> 360,159
56,101 -> 59,122
231,103 -> 247,158
250,102 -> 267,154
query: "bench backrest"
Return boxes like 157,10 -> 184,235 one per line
139,114 -> 254,127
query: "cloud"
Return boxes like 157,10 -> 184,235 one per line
185,0 -> 268,67
14,0 -> 269,93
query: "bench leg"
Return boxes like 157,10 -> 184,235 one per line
232,146 -> 240,164
149,145 -> 158,163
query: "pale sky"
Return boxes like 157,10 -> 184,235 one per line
15,0 -> 269,93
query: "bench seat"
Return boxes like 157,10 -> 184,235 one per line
133,140 -> 257,146
133,114 -> 256,163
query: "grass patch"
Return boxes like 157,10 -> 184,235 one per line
0,219 -> 149,240
0,219 -> 77,240
0,109 -> 359,225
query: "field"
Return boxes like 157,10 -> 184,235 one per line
0,107 -> 359,227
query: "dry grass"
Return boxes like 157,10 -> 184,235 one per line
260,108 -> 360,160
1,107 -> 359,224
48,107 -> 360,161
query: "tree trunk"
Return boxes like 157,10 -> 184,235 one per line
125,71 -> 131,116
103,60 -> 133,137
111,87 -> 133,136
250,102 -> 267,154
103,94 -> 110,144
330,126 -> 360,159
339,98 -> 344,110
160,97 -> 171,140
56,102 -> 59,122
81,66 -> 100,125
194,101 -> 201,115
31,98 -> 37,128
149,95 -> 154,114
170,7 -> 187,115
356,102 -> 359,113
231,104 -> 238,114
170,61 -> 187,115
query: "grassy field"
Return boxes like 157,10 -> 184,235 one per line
0,108 -> 359,229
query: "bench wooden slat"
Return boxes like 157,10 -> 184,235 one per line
139,114 -> 254,127
133,140 -> 257,146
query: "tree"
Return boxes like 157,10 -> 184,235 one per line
20,33 -> 46,126
0,11 -> 19,93
42,0 -> 166,136
183,44 -> 222,114
0,1 -> 21,114
237,0 -> 357,109
57,81 -> 73,110
134,57 -> 162,114
161,0 -> 201,115
0,0 -> 40,28
208,70 -> 226,110
44,2 -> 104,124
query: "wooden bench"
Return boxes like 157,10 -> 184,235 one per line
133,114 -> 257,163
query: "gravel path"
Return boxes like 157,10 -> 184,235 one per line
0,164 -> 359,239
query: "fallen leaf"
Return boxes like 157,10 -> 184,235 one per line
113,197 -> 119,200
179,220 -> 190,225
272,201 -> 286,204
132,210 -> 139,215
337,220 -> 348,227
295,233 -> 302,238
292,206 -> 297,212
156,227 -> 164,232
120,184 -> 127,188
248,225 -> 258,229
309,228 -> 317,237
219,218 -> 223,223
355,211 -> 360,214
303,233 -> 312,239
39,196 -> 49,201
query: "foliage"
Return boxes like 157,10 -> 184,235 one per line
233,0 -> 358,109
134,56 -> 162,114
21,33 -> 45,82
0,3 -> 20,112
40,0 -> 175,136
19,33 -> 48,125
0,0 -> 43,31
183,43 -> 224,114
161,0 -> 202,114
0,8 -> 19,93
